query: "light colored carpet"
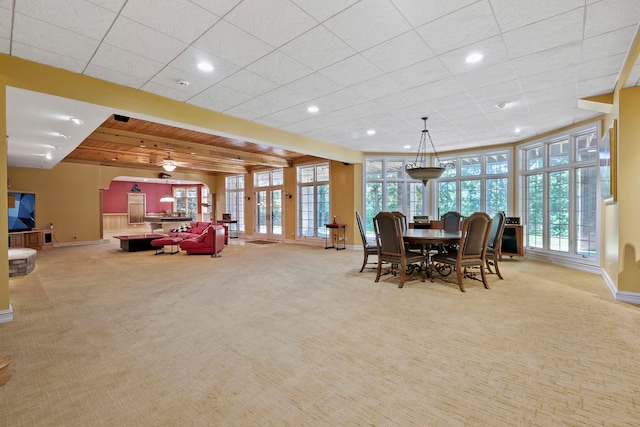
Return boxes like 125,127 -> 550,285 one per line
1,240 -> 639,426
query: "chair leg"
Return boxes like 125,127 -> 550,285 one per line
398,260 -> 406,288
480,261 -> 490,289
360,252 -> 368,273
493,254 -> 503,280
456,266 -> 466,292
375,258 -> 382,282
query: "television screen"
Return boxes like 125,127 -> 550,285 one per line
8,192 -> 36,232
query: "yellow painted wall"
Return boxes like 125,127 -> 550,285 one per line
617,86 -> 640,292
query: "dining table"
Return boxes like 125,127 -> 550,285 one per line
403,228 -> 462,271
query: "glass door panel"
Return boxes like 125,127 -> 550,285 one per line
255,189 -> 283,240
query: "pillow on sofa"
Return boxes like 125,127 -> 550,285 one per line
172,224 -> 190,233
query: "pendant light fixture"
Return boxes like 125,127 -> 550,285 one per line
405,116 -> 446,186
161,151 -> 177,172
160,177 -> 175,203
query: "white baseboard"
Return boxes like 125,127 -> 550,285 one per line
0,305 -> 13,323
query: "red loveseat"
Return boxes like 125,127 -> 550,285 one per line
167,221 -> 228,245
179,224 -> 226,255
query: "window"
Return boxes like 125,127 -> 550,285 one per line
436,150 -> 510,218
519,126 -> 598,262
173,187 -> 198,219
298,163 -> 330,238
363,158 -> 427,235
225,175 -> 245,233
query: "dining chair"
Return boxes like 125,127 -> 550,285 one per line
439,211 -> 463,253
430,211 -> 492,292
356,211 -> 378,272
485,211 -> 506,279
373,212 -> 425,288
391,211 -> 408,231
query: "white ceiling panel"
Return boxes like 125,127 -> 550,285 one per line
291,0 -> 359,22
415,0 -> 500,55
4,0 -> 640,169
502,9 -> 584,59
224,0 -> 316,47
121,0 -> 220,43
323,0 -> 411,52
279,26 -> 355,70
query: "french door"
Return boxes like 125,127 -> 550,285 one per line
255,188 -> 283,241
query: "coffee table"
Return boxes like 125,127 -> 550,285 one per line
114,234 -> 167,252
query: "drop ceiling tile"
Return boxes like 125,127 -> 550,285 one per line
104,17 -> 188,63
189,84 -> 254,111
90,43 -> 165,80
581,26 -> 638,64
87,0 -> 127,13
11,42 -> 87,73
149,66 -> 217,97
391,0 -> 478,28
224,0 -> 317,47
0,7 -> 11,38
519,66 -> 579,93
194,19 -> 274,67
578,53 -> 626,82
291,0 -> 359,22
577,74 -> 618,98
502,9 -> 583,59
312,88 -> 370,111
280,26 -> 356,70
490,0 -> 584,32
169,47 -> 240,83
190,0 -> 242,16
416,0 -> 500,55
323,0 -> 411,52
351,75 -> 414,100
511,42 -> 581,77
121,0 -> 220,43
12,14 -> 100,61
362,30 -> 435,73
219,69 -> 279,97
0,37 -> 8,54
455,61 -> 518,91
247,50 -> 313,85
15,0 -> 117,39
140,81 -> 192,101
285,73 -> 343,99
384,57 -> 452,88
468,79 -> 522,104
84,63 -> 148,88
584,0 -> 640,39
232,86 -> 311,118
438,35 -> 510,75
318,54 -> 383,86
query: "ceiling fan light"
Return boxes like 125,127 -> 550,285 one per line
162,162 -> 176,172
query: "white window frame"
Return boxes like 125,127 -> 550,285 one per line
517,122 -> 600,269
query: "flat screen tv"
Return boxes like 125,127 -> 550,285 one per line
8,192 -> 36,232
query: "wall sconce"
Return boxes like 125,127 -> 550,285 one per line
246,196 -> 251,201
285,192 -> 292,199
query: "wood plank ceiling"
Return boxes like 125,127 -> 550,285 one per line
63,114 -> 321,176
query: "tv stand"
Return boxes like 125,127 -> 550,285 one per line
8,229 -> 53,250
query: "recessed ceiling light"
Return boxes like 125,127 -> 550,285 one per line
366,129 -> 376,135
515,127 -> 522,133
45,153 -> 52,160
197,62 -> 214,72
465,52 -> 483,63
307,105 -> 319,113
69,117 -> 84,125
404,145 -> 411,149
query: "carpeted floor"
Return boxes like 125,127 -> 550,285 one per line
245,239 -> 280,245
1,239 -> 639,426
